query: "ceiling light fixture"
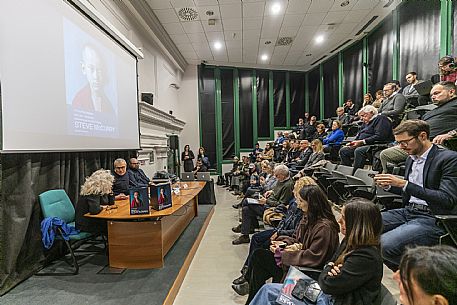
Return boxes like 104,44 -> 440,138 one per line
214,41 -> 222,50
315,35 -> 324,44
270,3 -> 281,14
261,54 -> 268,61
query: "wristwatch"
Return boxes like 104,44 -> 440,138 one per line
448,129 -> 457,137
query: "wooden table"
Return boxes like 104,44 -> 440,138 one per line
86,181 -> 206,269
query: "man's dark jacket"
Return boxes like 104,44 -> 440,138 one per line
389,145 -> 457,215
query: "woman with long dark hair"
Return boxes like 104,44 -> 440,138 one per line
233,185 -> 340,304
181,144 -> 195,172
197,146 -> 210,169
249,197 -> 384,305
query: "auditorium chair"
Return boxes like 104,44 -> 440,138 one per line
435,215 -> 457,247
38,189 -> 104,275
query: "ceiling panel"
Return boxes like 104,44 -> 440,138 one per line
195,6 -> 221,20
285,0 -> 311,14
163,22 -> 186,35
243,2 -> 265,18
153,9 -> 180,24
145,0 -> 401,70
222,18 -> 242,31
146,0 -> 172,10
282,14 -> 305,27
183,21 -> 205,33
220,3 -> 242,19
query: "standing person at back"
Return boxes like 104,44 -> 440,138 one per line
374,120 -> 457,271
181,145 -> 195,172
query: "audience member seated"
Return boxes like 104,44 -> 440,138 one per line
75,169 -> 114,235
231,177 -> 315,286
394,245 -> 457,305
274,131 -> 286,146
339,105 -> 393,175
438,55 -> 457,84
362,92 -> 374,107
181,144 -> 195,172
336,106 -> 350,126
323,120 -> 344,157
234,184 -> 339,303
344,99 -> 358,116
231,165 -> 294,245
260,143 -> 274,161
380,81 -> 457,172
372,89 -> 384,108
249,143 -> 263,163
301,116 -> 317,140
293,139 -> 325,178
193,159 -> 208,175
127,157 -> 150,188
276,141 -> 290,163
231,156 -> 251,194
402,72 -> 420,100
379,82 -> 407,127
292,118 -> 305,138
286,140 -> 300,163
241,163 -> 260,195
197,146 -> 210,169
374,120 -> 457,271
112,158 -> 129,200
312,123 -> 327,141
248,198 -> 383,305
224,156 -> 241,187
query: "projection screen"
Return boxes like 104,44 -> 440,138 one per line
0,0 -> 140,151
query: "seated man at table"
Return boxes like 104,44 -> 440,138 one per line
112,158 -> 129,200
193,159 -> 208,176
232,164 -> 294,245
128,157 -> 150,188
374,120 -> 457,271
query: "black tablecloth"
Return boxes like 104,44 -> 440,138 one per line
198,179 -> 216,205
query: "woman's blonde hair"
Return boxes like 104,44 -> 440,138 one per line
80,169 -> 114,196
311,139 -> 323,153
293,176 -> 316,196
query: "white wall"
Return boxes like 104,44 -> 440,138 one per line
86,1 -> 200,175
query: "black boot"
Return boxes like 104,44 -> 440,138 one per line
232,265 -> 248,285
232,282 -> 249,296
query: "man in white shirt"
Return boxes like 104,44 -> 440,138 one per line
374,120 -> 457,271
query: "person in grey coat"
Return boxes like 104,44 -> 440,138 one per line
379,82 -> 407,126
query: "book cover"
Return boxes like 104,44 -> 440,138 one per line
276,266 -> 313,305
129,187 -> 149,215
150,182 -> 172,211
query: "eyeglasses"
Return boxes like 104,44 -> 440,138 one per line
115,166 -> 126,170
397,137 -> 417,147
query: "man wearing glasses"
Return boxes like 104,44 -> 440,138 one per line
378,82 -> 407,127
374,120 -> 457,271
112,158 -> 129,200
128,157 -> 150,188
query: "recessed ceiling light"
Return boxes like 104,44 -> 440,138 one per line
261,54 -> 268,61
214,41 -> 222,50
270,3 -> 281,14
315,35 -> 324,43
340,0 -> 350,7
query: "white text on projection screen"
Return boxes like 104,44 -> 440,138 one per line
0,0 -> 140,152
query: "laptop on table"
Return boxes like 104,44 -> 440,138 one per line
180,172 -> 194,181
196,172 -> 211,181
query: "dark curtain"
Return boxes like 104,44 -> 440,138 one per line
198,66 -> 216,168
0,150 -> 132,295
399,1 -> 440,85
307,68 -> 320,119
289,73 -> 305,126
239,69 -> 253,149
256,70 -> 270,138
272,72 -> 286,127
323,56 -> 339,119
343,41 -> 363,108
367,14 -> 393,96
220,69 -> 235,160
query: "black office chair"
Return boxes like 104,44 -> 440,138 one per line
435,215 -> 457,247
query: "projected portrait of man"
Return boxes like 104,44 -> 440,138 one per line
72,44 -> 114,114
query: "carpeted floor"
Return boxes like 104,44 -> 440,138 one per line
0,204 -> 214,305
